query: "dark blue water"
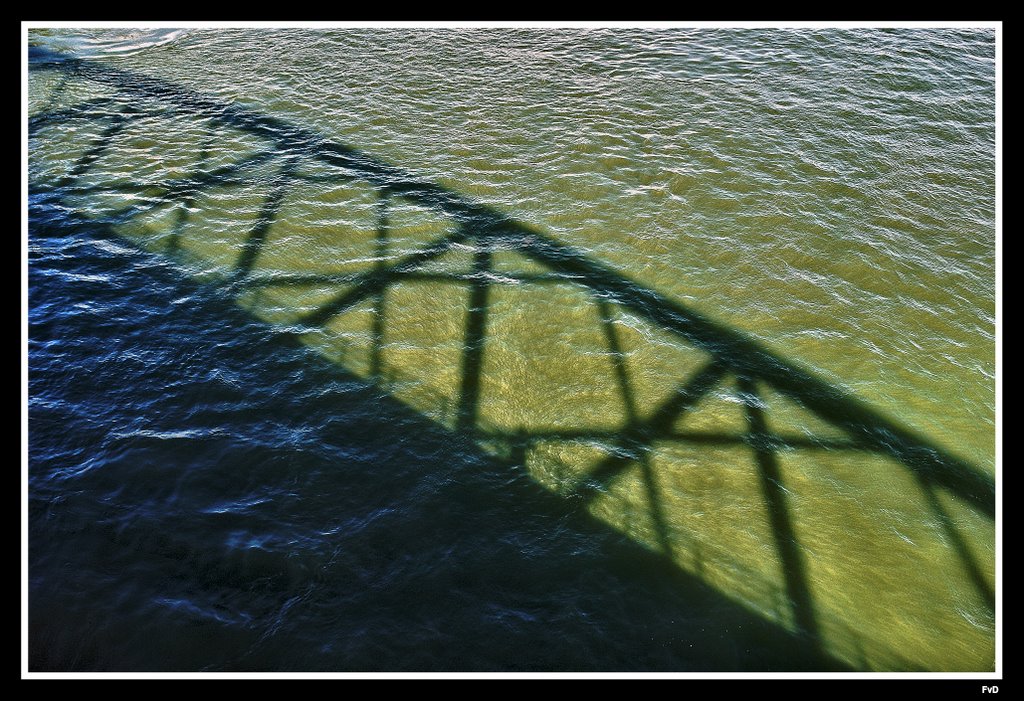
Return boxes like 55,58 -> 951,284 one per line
28,203 -> 846,672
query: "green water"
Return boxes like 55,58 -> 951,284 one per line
28,27 -> 996,671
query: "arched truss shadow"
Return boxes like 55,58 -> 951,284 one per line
28,47 -> 995,671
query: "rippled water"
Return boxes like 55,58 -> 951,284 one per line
27,27 -> 997,672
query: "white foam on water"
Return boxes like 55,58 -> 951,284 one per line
30,28 -> 190,58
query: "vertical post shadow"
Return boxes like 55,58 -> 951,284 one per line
636,455 -> 675,560
737,375 -> 821,650
456,236 -> 491,433
370,190 -> 391,384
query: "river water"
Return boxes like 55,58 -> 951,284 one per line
26,27 -> 997,672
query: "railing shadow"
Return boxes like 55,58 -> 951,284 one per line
28,47 -> 995,671
28,209 -> 854,671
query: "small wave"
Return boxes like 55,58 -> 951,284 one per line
30,28 -> 189,59
110,427 -> 226,441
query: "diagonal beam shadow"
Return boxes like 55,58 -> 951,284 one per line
495,228 -> 994,521
916,477 -> 995,611
99,150 -> 283,228
65,149 -> 282,203
31,135 -> 284,235
55,110 -> 131,190
297,224 -> 474,329
737,375 -> 821,647
29,96 -> 119,138
33,100 -> 284,221
571,359 -> 729,504
594,296 -> 676,561
166,127 -> 216,255
231,155 -> 301,283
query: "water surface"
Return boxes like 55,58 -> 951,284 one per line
27,27 -> 996,672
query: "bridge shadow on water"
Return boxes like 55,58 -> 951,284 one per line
28,47 -> 995,671
29,212 -> 847,671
